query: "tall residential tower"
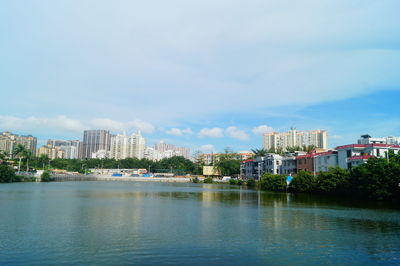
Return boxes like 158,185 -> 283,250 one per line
263,128 -> 328,151
82,130 -> 111,159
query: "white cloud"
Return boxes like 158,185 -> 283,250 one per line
182,128 -> 193,134
200,144 -> 215,152
198,128 -> 224,138
165,127 -> 193,136
166,128 -> 183,136
0,115 -> 87,133
226,126 -> 249,141
89,118 -> 155,134
252,125 -> 274,135
2,1 -> 400,137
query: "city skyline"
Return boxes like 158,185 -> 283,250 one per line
1,1 -> 400,152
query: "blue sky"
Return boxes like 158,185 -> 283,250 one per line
1,0 -> 400,153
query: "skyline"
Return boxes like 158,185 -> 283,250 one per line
1,1 -> 400,152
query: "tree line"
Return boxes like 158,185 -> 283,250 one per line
257,152 -> 400,201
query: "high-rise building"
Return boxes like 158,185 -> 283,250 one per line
47,139 -> 82,159
263,128 -> 328,151
82,130 -> 111,159
0,131 -> 37,157
47,139 -> 68,147
37,144 -> 65,160
154,141 -> 191,160
109,131 -> 146,160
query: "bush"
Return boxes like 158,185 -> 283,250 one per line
259,173 -> 286,191
290,171 -> 316,193
315,167 -> 350,195
203,177 -> 214,183
246,178 -> 256,187
350,157 -> 399,200
0,164 -> 16,183
192,177 -> 200,183
229,179 -> 238,185
237,179 -> 244,185
41,171 -> 54,182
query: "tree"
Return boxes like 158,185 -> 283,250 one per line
251,148 -> 268,157
315,167 -> 350,195
259,173 -> 286,191
350,157 -> 398,200
246,178 -> 256,187
290,171 -> 316,193
193,150 -> 205,175
0,164 -> 16,183
214,152 -> 240,176
41,170 -> 53,182
13,144 -> 29,173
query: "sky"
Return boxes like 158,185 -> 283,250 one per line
1,0 -> 400,154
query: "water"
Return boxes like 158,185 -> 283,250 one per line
0,182 -> 399,265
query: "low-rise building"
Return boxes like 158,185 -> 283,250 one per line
314,151 -> 338,173
240,153 -> 299,180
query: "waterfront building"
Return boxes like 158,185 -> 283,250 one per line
240,153 -> 299,180
336,135 -> 400,169
0,131 -> 37,157
82,130 -> 111,159
314,151 -> 338,173
200,151 -> 255,166
386,136 -> 400,145
263,128 -> 328,151
109,131 -> 146,160
296,151 -> 337,174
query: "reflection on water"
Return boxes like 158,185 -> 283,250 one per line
0,182 -> 399,265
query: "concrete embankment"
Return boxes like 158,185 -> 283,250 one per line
52,174 -> 191,183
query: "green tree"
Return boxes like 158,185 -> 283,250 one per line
41,170 -> 53,182
259,173 -> 286,191
290,171 -> 316,193
350,157 -> 399,200
13,144 -> 30,173
0,164 -> 16,183
251,148 -> 268,157
246,178 -> 256,187
315,167 -> 350,195
214,154 -> 240,176
203,177 -> 213,183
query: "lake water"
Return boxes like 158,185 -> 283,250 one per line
0,181 -> 399,265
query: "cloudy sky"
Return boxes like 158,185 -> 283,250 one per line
1,0 -> 400,153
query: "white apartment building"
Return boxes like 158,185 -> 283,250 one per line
314,151 -> 338,173
263,128 -> 328,151
240,153 -> 298,180
336,135 -> 400,169
144,147 -> 163,161
109,131 -> 146,160
153,141 -> 191,160
47,139 -> 82,159
91,149 -> 109,159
